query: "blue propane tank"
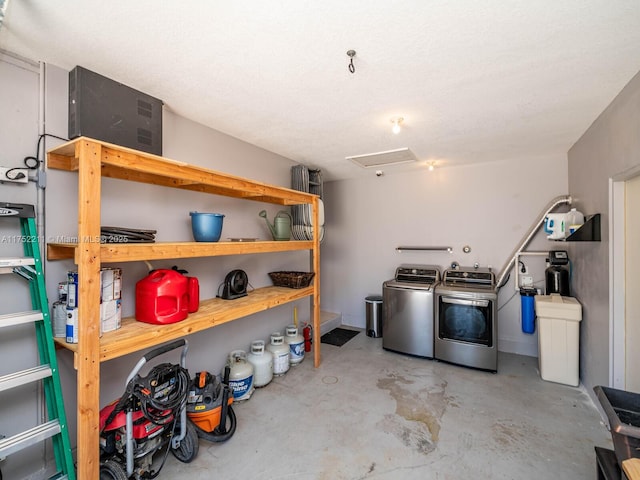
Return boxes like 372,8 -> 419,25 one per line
520,287 -> 537,334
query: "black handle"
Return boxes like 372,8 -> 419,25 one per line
143,339 -> 186,362
218,387 -> 230,433
217,366 -> 232,434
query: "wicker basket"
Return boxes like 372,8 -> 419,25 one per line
269,271 -> 315,289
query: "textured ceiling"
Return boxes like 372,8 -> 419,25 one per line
1,1 -> 640,181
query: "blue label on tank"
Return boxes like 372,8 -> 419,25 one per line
229,376 -> 253,399
290,342 -> 304,360
66,324 -> 74,343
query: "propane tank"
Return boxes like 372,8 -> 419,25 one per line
247,340 -> 273,387
303,323 -> 312,353
267,332 -> 290,376
225,350 -> 254,401
284,324 -> 305,366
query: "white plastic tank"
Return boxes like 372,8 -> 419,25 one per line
284,324 -> 305,365
566,208 -> 585,235
267,332 -> 290,376
535,294 -> 583,386
226,350 -> 254,401
247,340 -> 273,387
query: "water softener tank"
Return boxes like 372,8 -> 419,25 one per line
520,287 -> 537,334
546,267 -> 570,296
545,250 -> 571,296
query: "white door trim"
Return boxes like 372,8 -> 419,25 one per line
610,165 -> 640,388
610,178 -> 625,388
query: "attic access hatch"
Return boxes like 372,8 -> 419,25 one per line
347,147 -> 417,168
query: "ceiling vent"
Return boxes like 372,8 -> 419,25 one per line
346,147 -> 417,168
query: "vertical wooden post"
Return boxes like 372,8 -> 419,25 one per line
75,140 -> 102,480
312,195 -> 321,367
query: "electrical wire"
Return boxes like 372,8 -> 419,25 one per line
24,132 -> 69,167
3,133 -> 69,181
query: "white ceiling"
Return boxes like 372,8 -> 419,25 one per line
2,1 -> 640,181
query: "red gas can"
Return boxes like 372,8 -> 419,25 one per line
135,269 -> 198,324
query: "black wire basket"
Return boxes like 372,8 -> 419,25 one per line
269,271 -> 315,289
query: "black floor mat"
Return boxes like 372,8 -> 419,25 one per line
321,327 -> 359,347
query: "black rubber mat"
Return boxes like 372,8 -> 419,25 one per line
320,327 -> 359,347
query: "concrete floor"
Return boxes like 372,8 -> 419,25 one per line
161,328 -> 613,479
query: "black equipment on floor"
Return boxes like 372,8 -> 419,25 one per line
187,367 -> 237,443
98,339 -> 198,479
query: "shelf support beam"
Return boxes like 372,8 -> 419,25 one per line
76,139 -> 102,480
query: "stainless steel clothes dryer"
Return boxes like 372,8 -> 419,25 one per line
435,266 -> 498,372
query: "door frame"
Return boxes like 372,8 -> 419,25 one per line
610,166 -> 640,388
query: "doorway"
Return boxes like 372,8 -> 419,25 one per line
611,170 -> 640,392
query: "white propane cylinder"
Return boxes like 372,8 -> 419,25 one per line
247,340 -> 273,387
284,324 -> 305,365
267,332 -> 290,376
226,350 -> 254,401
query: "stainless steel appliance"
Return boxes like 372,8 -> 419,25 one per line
435,266 -> 498,372
382,264 -> 441,358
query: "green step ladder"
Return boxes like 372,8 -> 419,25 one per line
0,202 -> 75,480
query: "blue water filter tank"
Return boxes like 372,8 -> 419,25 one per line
520,287 -> 537,334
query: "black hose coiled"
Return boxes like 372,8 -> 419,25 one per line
134,363 -> 191,425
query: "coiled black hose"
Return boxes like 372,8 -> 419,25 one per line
134,363 -> 191,425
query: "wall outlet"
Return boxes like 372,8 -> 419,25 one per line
521,275 -> 534,287
0,166 -> 29,184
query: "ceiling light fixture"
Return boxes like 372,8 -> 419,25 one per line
346,50 -> 356,74
428,162 -> 435,171
391,117 -> 404,135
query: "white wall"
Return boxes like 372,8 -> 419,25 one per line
0,53 -> 48,480
321,155 -> 568,357
567,69 -> 640,396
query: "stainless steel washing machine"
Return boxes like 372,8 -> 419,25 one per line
382,265 -> 441,358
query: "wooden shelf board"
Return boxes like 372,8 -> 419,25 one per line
55,285 -> 312,364
47,240 -> 314,262
47,137 -> 316,205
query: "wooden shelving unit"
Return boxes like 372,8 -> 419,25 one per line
46,137 -> 321,480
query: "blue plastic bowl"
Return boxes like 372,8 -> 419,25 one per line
190,212 -> 225,242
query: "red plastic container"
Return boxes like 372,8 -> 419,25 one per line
135,269 -> 199,324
